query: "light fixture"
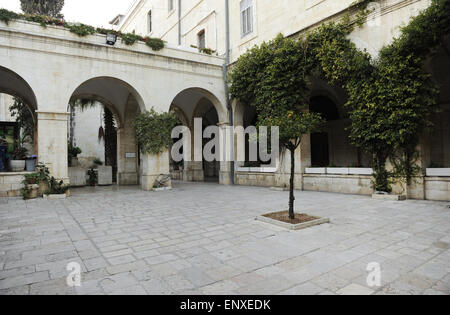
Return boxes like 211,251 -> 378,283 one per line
106,33 -> 118,46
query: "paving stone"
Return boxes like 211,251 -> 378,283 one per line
337,283 -> 374,295
1,182 -> 449,295
107,255 -> 136,266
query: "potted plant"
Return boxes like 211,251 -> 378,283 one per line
21,172 -> 41,200
68,143 -> 82,167
35,163 -> 50,195
44,176 -> 69,199
10,146 -> 28,172
26,155 -> 38,172
88,168 -> 97,186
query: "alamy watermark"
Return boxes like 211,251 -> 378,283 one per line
171,118 -> 279,166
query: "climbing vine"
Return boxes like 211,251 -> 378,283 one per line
230,0 -> 450,193
134,109 -> 180,155
0,8 -> 165,51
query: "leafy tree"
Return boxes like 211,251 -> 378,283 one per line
103,107 -> 117,180
20,0 -> 64,18
231,35 -> 323,219
9,97 -> 34,147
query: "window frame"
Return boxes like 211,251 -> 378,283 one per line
198,29 -> 206,49
240,0 -> 254,38
147,10 -> 152,34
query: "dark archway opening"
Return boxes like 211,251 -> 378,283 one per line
309,95 -> 340,167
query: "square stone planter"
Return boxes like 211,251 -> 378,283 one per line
152,187 -> 172,192
305,168 -> 326,174
327,167 -> 349,175
97,166 -> 113,186
349,168 -> 373,175
68,167 -> 86,187
372,194 -> 406,201
256,215 -> 330,231
426,168 -> 450,177
44,194 -> 67,200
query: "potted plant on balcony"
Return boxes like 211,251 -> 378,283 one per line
10,145 -> 28,172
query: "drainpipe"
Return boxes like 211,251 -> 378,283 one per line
178,0 -> 182,46
223,0 -> 234,185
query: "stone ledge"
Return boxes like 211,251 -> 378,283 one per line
372,194 -> 406,201
255,215 -> 330,231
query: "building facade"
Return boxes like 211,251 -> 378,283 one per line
114,0 -> 450,202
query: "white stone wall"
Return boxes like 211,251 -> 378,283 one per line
119,0 -> 432,62
0,94 -> 14,122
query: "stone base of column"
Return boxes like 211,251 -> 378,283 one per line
183,161 -> 204,182
219,171 -> 232,185
275,172 -> 303,190
406,176 -> 426,200
118,172 -> 139,186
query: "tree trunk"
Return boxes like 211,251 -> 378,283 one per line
289,147 -> 296,220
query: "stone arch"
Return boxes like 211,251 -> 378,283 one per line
0,66 -> 38,122
0,66 -> 39,160
170,87 -> 227,125
67,76 -> 146,187
69,76 -> 147,118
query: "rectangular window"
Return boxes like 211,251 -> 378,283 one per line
240,0 -> 253,37
147,11 -> 152,33
168,0 -> 174,13
198,30 -> 206,49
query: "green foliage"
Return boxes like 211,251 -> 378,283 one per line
0,9 -> 20,24
230,34 -> 324,218
93,158 -> 103,166
21,163 -> 50,200
144,37 -> 165,51
190,45 -> 216,55
88,168 -> 97,186
230,0 -> 448,194
20,0 -> 65,18
12,146 -> 28,160
9,97 -> 34,147
67,23 -> 96,37
68,143 -> 82,158
121,32 -> 143,46
134,109 -> 180,155
0,8 -> 165,51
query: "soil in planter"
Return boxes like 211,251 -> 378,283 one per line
263,211 -> 319,225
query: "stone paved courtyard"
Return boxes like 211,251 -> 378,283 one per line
0,181 -> 449,295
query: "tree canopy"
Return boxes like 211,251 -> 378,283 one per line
20,0 -> 65,18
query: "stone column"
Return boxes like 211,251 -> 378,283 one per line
37,111 -> 69,183
117,95 -> 139,185
406,135 -> 431,200
141,150 -> 171,191
183,161 -> 205,182
183,121 -> 204,182
219,122 -> 233,185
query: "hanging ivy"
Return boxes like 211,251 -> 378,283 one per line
231,0 -> 449,193
0,8 -> 165,51
134,109 -> 180,155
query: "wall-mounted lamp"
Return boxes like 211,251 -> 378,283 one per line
106,33 -> 118,46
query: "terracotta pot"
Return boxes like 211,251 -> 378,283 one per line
38,182 -> 49,196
